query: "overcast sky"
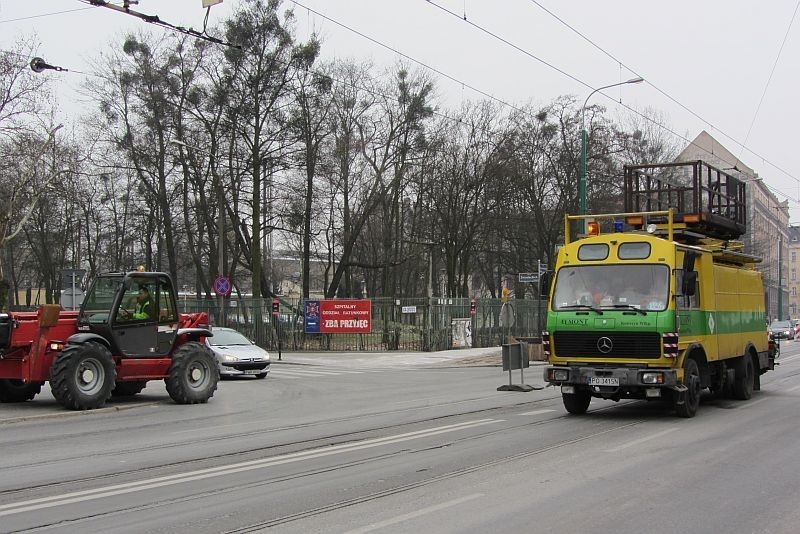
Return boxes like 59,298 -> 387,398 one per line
2,0 -> 800,221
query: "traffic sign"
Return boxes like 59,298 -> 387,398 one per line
213,276 -> 231,296
518,272 -> 538,283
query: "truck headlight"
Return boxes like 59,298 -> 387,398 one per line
641,372 -> 664,384
548,368 -> 569,381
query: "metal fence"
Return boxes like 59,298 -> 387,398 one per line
180,296 -> 546,353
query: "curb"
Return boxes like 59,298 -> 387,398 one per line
0,400 -> 163,425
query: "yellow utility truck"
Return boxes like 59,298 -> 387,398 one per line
542,160 -> 775,417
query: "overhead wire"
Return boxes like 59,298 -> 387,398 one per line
525,0 -> 800,186
0,7 -> 93,25
422,0 -> 800,204
738,0 -> 800,159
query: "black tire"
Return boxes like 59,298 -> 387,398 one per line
165,342 -> 219,404
254,372 -> 268,379
675,357 -> 701,418
732,355 -> 755,400
0,379 -> 43,402
111,380 -> 148,397
49,342 -> 116,410
562,390 -> 591,415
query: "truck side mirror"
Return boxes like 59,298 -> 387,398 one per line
683,250 -> 698,272
682,270 -> 698,297
539,271 -> 552,299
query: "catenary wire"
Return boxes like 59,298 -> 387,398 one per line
0,7 -> 93,24
422,0 -> 800,202
525,0 -> 800,185
738,0 -> 800,159
290,1 -> 799,204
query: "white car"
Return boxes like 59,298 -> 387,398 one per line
207,327 -> 270,379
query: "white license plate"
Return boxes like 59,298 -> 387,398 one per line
588,377 -> 619,386
242,369 -> 261,375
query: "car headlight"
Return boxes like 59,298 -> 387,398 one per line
221,354 -> 238,362
785,331 -> 791,335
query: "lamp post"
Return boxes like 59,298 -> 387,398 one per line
579,77 -> 644,231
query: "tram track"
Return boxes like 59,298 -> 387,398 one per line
6,404 -> 645,532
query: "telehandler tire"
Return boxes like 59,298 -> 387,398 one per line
165,342 -> 219,404
50,342 -> 117,410
111,380 -> 148,397
0,379 -> 43,402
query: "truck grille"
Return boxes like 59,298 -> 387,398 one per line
552,331 -> 662,359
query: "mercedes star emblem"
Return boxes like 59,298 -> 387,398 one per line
597,336 -> 613,354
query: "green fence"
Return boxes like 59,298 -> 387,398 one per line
180,297 -> 546,352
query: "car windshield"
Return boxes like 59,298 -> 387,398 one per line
209,329 -> 252,346
552,264 -> 670,312
769,320 -> 792,329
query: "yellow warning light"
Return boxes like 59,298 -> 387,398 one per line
587,221 -> 600,236
137,265 -> 146,272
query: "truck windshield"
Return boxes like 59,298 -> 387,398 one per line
80,277 -> 123,324
552,264 -> 670,312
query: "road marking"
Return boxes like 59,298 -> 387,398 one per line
605,427 -> 677,453
0,419 -> 498,517
736,398 -> 769,409
342,493 -> 484,534
518,409 -> 556,416
786,384 -> 800,392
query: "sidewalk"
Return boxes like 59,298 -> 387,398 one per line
271,346 -> 547,368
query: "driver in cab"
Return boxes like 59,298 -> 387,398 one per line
120,286 -> 154,321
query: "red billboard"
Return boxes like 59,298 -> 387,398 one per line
304,299 -> 371,333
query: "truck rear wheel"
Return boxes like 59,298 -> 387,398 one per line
675,358 -> 700,418
111,380 -> 147,397
562,390 -> 591,414
0,379 -> 43,402
165,342 -> 219,404
50,342 -> 117,410
732,355 -> 755,400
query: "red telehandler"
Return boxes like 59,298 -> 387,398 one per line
0,271 -> 219,410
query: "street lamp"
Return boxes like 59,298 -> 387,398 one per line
579,77 -> 644,230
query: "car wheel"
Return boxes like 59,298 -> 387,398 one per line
254,372 -> 268,379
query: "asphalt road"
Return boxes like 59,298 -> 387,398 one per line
2,343 -> 800,533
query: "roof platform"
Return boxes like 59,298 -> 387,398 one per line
623,160 -> 747,241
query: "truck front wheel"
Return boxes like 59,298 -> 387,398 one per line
165,342 -> 219,404
675,358 -> 701,418
562,389 -> 591,415
0,379 -> 43,402
50,342 -> 117,410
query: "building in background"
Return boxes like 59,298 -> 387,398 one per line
676,131 -> 789,320
787,226 -> 800,319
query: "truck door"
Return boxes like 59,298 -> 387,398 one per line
675,250 -> 702,340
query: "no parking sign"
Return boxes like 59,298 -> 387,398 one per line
214,276 -> 231,296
